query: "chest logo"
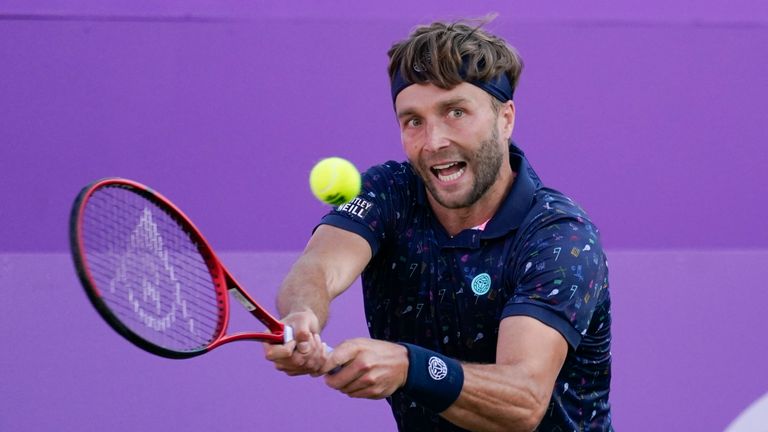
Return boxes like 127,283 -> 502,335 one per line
471,273 -> 492,296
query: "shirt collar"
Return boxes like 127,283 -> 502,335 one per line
481,142 -> 540,238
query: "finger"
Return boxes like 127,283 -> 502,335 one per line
346,386 -> 389,400
294,334 -> 328,371
326,362 -> 390,400
263,340 -> 297,361
339,375 -> 373,396
301,334 -> 325,371
310,340 -> 336,377
296,340 -> 311,354
287,314 -> 316,340
290,329 -> 317,362
292,332 -> 319,357
271,360 -> 308,375
323,348 -> 365,389
319,355 -> 343,376
276,334 -> 331,376
319,339 -> 353,375
325,366 -> 366,393
342,377 -> 383,399
322,339 -> 363,375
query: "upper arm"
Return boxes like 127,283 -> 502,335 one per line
300,224 -> 373,299
504,209 -> 609,349
439,315 -> 568,431
496,315 -> 568,418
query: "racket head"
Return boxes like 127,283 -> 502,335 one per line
70,178 -> 230,359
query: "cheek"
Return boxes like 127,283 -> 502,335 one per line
401,134 -> 421,159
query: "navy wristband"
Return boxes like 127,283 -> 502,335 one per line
399,343 -> 464,413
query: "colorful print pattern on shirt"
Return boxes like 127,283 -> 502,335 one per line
320,150 -> 612,431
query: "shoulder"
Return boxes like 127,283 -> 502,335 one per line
318,161 -> 418,254
525,188 -> 597,231
512,187 -> 605,261
362,160 -> 418,190
358,160 -> 423,210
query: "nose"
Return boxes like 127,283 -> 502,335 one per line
424,120 -> 450,152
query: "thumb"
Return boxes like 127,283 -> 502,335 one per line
320,341 -> 356,375
293,325 -> 315,354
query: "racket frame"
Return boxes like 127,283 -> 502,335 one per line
70,177 -> 292,359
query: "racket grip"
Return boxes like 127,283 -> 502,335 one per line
282,325 -> 340,374
283,324 -> 294,343
282,325 -> 333,350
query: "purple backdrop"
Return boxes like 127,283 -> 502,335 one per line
1,2 -> 767,431
2,2 -> 767,252
2,251 -> 768,431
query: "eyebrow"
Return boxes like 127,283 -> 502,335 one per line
396,108 -> 417,121
396,96 -> 472,120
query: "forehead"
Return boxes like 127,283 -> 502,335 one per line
394,82 -> 491,115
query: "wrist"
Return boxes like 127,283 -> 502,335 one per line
398,343 -> 464,413
280,309 -> 322,332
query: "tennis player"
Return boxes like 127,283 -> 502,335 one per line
264,19 -> 612,431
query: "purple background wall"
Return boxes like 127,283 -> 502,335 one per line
2,1 -> 767,431
2,1 -> 768,252
3,251 -> 768,431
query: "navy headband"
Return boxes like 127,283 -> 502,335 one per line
390,64 -> 514,104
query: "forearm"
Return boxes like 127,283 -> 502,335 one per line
266,226 -> 370,376
399,317 -> 566,432
440,363 -> 548,432
276,225 -> 372,328
276,254 -> 334,327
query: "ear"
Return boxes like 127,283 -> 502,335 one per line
499,101 -> 515,140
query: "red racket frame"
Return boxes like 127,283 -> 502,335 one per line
70,177 -> 292,359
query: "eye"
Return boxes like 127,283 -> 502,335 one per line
448,108 -> 465,119
405,117 -> 422,128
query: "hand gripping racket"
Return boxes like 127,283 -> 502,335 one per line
69,178 -> 293,359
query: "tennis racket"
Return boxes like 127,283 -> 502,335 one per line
69,177 -> 293,359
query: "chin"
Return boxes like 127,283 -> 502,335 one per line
421,170 -> 479,209
430,189 -> 476,209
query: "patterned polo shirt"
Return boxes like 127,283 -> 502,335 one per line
319,143 -> 612,431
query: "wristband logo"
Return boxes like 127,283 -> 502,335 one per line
428,356 -> 448,380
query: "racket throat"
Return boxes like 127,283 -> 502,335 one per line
230,287 -> 257,312
228,287 -> 290,342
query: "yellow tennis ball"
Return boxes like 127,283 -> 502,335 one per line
309,157 -> 361,206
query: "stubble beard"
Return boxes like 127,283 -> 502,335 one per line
419,126 -> 505,210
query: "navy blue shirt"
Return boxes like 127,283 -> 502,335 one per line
319,143 -> 612,431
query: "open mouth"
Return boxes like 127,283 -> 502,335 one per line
430,162 -> 467,182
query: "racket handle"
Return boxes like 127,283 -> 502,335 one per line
282,325 -> 333,350
282,325 -> 340,374
283,324 -> 294,343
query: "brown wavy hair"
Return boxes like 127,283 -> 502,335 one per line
387,18 -> 524,96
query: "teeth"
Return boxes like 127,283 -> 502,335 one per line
437,167 -> 465,182
433,162 -> 457,170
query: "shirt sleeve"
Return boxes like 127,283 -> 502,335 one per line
315,162 -> 411,256
502,207 -> 609,350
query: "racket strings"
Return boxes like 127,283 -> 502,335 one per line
81,187 -> 224,353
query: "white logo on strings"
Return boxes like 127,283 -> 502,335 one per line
428,356 -> 448,380
110,208 -> 195,334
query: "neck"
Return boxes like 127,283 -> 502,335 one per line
429,166 -> 516,237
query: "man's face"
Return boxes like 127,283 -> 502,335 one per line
395,82 -> 514,210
